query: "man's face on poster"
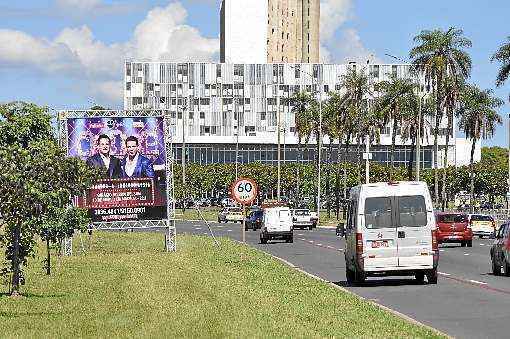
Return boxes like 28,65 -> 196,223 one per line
98,137 -> 111,156
126,140 -> 139,157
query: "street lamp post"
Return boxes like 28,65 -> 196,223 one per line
277,78 -> 282,201
235,98 -> 239,180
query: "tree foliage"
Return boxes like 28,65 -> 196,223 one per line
0,102 -> 100,295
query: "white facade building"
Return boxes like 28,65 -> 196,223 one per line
220,0 -> 268,64
124,61 -> 480,168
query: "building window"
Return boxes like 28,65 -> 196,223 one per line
200,112 -> 205,119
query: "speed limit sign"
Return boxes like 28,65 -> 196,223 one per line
231,178 -> 258,205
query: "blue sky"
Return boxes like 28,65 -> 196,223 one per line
0,0 -> 508,146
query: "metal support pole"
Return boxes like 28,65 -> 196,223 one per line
366,128 -> 370,184
181,100 -> 186,204
242,203 -> 246,243
507,114 -> 510,215
317,75 -> 322,220
277,82 -> 281,201
235,98 -> 239,180
416,95 -> 422,181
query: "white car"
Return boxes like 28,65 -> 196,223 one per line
468,214 -> 496,238
260,206 -> 293,244
292,209 -> 313,230
344,181 -> 438,285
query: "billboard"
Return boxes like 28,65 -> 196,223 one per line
67,116 -> 168,222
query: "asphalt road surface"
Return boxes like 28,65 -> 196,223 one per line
178,220 -> 510,339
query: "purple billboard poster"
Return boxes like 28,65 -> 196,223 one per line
67,117 -> 168,222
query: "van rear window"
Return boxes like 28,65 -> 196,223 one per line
279,210 -> 290,219
364,197 -> 392,229
398,196 -> 427,227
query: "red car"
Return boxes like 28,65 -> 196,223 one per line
435,212 -> 473,247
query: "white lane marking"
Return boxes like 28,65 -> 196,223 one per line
217,225 -> 223,228
438,272 -> 451,276
480,244 -> 485,246
464,253 -> 470,256
297,233 -> 304,236
469,279 -> 488,285
317,243 -> 323,246
327,246 -> 334,249
337,249 -> 344,252
309,240 -> 314,243
439,249 -> 445,252
194,227 -> 202,230
300,238 -> 306,241
227,230 -> 232,232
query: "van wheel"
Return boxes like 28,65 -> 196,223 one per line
415,271 -> 425,284
308,224 -> 313,230
504,262 -> 510,277
286,235 -> 293,243
426,269 -> 438,284
467,240 -> 473,247
461,241 -> 466,247
260,234 -> 267,244
346,266 -> 355,284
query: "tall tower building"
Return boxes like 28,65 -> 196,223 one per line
220,0 -> 320,64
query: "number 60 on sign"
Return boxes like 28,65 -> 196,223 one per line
231,178 -> 258,205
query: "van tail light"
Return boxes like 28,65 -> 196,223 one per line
356,233 -> 363,255
431,230 -> 438,251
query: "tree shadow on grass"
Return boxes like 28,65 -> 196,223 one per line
0,310 -> 64,318
0,292 -> 65,299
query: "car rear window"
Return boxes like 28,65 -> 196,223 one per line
364,197 -> 392,229
437,214 -> 467,223
398,196 -> 427,227
470,215 -> 493,222
294,210 -> 310,216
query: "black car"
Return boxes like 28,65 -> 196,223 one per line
246,210 -> 264,231
490,222 -> 510,276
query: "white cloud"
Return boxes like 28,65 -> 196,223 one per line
0,2 -> 218,106
320,0 -> 380,64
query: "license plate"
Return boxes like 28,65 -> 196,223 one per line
448,236 -> 460,239
372,240 -> 389,248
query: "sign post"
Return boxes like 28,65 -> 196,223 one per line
231,178 -> 258,243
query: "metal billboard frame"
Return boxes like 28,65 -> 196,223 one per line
58,109 -> 176,251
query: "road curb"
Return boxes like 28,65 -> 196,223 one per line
236,240 -> 451,339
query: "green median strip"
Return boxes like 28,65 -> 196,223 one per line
1,232 -> 444,338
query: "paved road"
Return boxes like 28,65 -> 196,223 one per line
178,220 -> 510,339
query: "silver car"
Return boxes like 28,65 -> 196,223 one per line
491,222 -> 510,276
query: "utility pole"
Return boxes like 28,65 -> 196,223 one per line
317,67 -> 323,220
277,77 -> 282,201
235,98 -> 239,180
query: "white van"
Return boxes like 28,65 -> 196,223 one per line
344,181 -> 438,285
260,207 -> 293,244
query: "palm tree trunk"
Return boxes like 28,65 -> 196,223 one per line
326,142 -> 333,218
469,138 -> 476,213
408,131 -> 416,181
442,115 -> 452,212
335,139 -> 341,219
433,114 -> 440,206
391,114 -> 398,179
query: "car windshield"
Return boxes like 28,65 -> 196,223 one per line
294,210 -> 310,216
470,215 -> 493,222
437,214 -> 467,223
364,197 -> 392,229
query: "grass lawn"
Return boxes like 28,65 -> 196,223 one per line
1,232 -> 443,338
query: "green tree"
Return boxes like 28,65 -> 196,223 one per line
410,27 -> 472,204
375,76 -> 417,178
492,36 -> 510,102
457,85 -> 503,208
481,146 -> 508,167
0,102 -> 99,295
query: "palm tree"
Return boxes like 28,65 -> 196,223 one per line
338,67 -> 371,183
374,76 -> 417,178
492,36 -> 510,102
400,94 -> 433,180
410,27 -> 472,204
291,91 -> 314,201
457,85 -> 503,209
